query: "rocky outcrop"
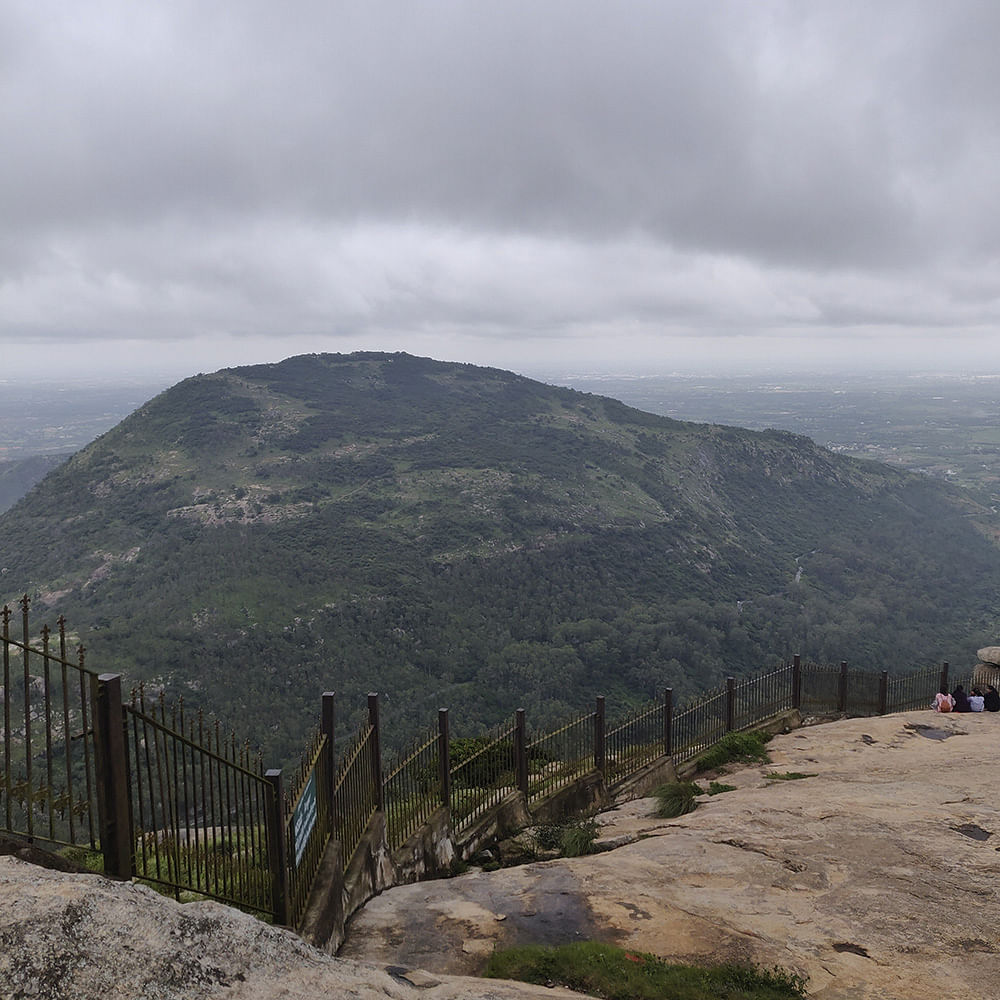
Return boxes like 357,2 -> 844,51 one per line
976,646 -> 1000,666
4,711 -> 1000,999
0,855 -> 577,1000
342,711 -> 1000,1000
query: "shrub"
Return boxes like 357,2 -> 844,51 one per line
696,730 -> 771,772
652,781 -> 702,818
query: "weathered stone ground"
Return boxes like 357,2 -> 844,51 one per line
341,711 -> 1000,999
3,710 -> 1000,998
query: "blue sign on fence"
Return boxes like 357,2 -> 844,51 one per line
293,770 -> 318,868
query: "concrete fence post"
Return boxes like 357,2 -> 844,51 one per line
792,654 -> 802,710
264,768 -> 288,925
725,677 -> 736,732
594,696 -> 606,776
321,692 -> 336,832
940,662 -> 950,695
839,661 -> 848,714
878,671 -> 889,715
514,709 -> 528,797
438,708 -> 451,811
367,694 -> 384,811
92,673 -> 133,880
663,688 -> 673,757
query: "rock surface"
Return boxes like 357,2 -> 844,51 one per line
977,646 -> 1000,666
0,856 -> 579,1000
4,710 -> 1000,999
342,711 -> 1000,999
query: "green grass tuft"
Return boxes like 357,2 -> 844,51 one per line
652,781 -> 703,818
483,941 -> 808,999
765,771 -> 818,781
707,781 -> 737,795
560,818 -> 599,858
696,730 -> 772,772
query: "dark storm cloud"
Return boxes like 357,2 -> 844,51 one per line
2,1 -> 1000,374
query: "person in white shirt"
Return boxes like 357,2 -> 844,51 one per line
969,688 -> 985,712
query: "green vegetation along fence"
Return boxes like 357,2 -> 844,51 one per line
1,597 -> 964,932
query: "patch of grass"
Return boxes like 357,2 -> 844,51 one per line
696,730 -> 772,772
652,781 -> 703,818
483,941 -> 808,999
533,818 -> 600,857
560,818 -> 599,858
58,845 -> 104,872
707,781 -> 737,795
765,772 -> 818,781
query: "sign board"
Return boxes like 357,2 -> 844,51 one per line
293,770 -> 318,868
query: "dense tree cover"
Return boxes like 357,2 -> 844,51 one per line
1,352 -> 997,763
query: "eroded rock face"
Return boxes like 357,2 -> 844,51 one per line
5,711 -> 1000,1000
342,712 -> 1000,1000
0,856 -> 579,1000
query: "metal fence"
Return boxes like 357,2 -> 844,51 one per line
449,716 -> 519,832
333,721 -> 379,867
526,709 -> 596,805
605,693 -> 669,786
2,595 -> 967,933
281,727 -> 333,929
125,686 -> 274,916
2,599 -> 99,850
383,720 -> 442,851
672,682 -> 729,766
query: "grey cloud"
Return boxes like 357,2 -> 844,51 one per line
2,1 -> 1000,373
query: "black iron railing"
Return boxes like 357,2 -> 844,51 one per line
2,596 -> 962,932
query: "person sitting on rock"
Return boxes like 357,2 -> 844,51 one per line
985,686 -> 1000,712
932,687 -> 954,712
952,685 -> 971,712
969,688 -> 986,712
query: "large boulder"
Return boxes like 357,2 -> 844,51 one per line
976,646 -> 1000,666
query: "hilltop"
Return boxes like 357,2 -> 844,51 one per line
1,352 -> 997,758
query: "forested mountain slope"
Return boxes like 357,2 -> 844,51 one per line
1,352 -> 997,759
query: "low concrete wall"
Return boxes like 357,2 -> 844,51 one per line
530,770 -> 609,824
610,755 -> 677,803
456,791 -> 532,861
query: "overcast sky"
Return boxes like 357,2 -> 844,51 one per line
3,1 -> 1000,382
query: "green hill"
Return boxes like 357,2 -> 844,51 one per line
1,352 -> 997,760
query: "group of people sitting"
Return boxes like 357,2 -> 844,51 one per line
932,684 -> 1000,713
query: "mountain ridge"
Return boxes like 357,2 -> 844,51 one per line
1,352 -> 996,759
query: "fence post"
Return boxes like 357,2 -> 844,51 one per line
367,693 -> 384,811
839,661 -> 848,713
940,662 -> 950,694
91,673 -> 133,880
514,709 -> 528,797
438,708 -> 451,812
663,688 -> 673,757
792,655 -> 801,710
264,769 -> 288,925
19,597 -> 33,842
594,697 -> 606,777
321,692 -> 336,829
725,677 -> 735,732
